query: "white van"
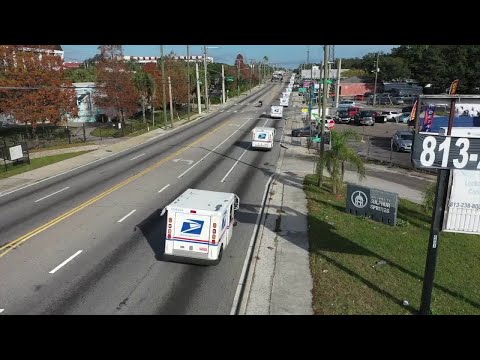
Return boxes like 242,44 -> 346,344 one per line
270,105 -> 283,119
252,127 -> 276,150
162,189 -> 240,265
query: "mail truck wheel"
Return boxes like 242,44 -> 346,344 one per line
212,245 -> 223,265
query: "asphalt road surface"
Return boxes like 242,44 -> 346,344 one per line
0,81 -> 288,315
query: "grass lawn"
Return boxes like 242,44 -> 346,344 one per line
29,142 -> 95,153
305,174 -> 480,315
0,151 -> 92,180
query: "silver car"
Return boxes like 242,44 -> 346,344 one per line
392,130 -> 413,152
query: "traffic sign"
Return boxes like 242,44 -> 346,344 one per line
226,76 -> 234,82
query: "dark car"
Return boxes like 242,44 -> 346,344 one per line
354,111 -> 375,126
337,110 -> 351,124
291,125 -> 318,137
392,130 -> 413,152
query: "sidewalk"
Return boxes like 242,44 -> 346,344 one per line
240,114 -> 314,315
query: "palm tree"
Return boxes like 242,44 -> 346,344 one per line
320,130 -> 366,195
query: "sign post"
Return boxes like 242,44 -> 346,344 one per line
410,90 -> 480,315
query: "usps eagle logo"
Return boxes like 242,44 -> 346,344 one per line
180,219 -> 204,235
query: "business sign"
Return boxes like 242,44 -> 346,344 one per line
455,103 -> 480,117
412,133 -> 480,170
8,145 -> 24,161
346,184 -> 398,226
444,169 -> 480,234
298,88 -> 307,93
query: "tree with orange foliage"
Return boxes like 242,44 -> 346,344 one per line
144,57 -> 188,110
0,45 -> 78,128
94,47 -> 139,125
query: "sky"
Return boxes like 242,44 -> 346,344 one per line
62,45 -> 398,69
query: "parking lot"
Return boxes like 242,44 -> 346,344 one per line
290,95 -> 414,168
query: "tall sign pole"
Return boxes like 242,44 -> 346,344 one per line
419,80 -> 459,315
317,45 -> 329,187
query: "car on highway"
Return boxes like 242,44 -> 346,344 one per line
392,130 -> 413,152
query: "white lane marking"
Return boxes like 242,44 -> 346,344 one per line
158,184 -> 170,193
34,187 -> 70,203
0,309 -> 4,314
130,153 -> 145,161
220,110 -> 225,112
226,110 -> 231,113
221,146 -> 250,183
230,173 -> 275,315
172,158 -> 194,165
233,110 -> 238,113
262,118 -> 269,127
178,118 -> 252,178
49,250 -> 83,274
117,209 -> 137,223
241,110 -> 245,113
0,131 -> 171,198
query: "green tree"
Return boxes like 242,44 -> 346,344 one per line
65,67 -> 97,83
134,70 -> 156,123
319,130 -> 366,195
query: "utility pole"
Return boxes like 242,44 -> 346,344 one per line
237,60 -> 240,95
203,45 -> 209,112
187,44 -> 190,122
373,52 -> 380,106
318,45 -> 329,187
221,64 -> 226,104
250,61 -> 253,93
168,76 -> 174,128
195,62 -> 202,114
335,58 -> 342,108
161,45 -> 167,130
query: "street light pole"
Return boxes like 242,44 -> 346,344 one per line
373,52 -> 380,106
221,64 -> 226,104
187,45 -> 190,122
203,45 -> 209,112
161,45 -> 168,129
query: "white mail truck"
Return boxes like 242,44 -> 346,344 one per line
161,189 -> 240,265
270,105 -> 284,119
252,127 -> 276,150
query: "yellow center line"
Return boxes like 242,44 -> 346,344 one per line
0,120 -> 232,259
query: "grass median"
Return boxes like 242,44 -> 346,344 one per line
304,174 -> 480,315
0,151 -> 92,180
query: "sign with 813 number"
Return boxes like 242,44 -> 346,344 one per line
412,133 -> 480,170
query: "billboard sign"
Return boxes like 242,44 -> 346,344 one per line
346,184 -> 398,226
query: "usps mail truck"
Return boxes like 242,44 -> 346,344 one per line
252,127 -> 276,150
270,105 -> 283,119
280,97 -> 289,107
162,189 -> 239,264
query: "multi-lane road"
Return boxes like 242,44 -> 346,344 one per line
0,82 -> 288,315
